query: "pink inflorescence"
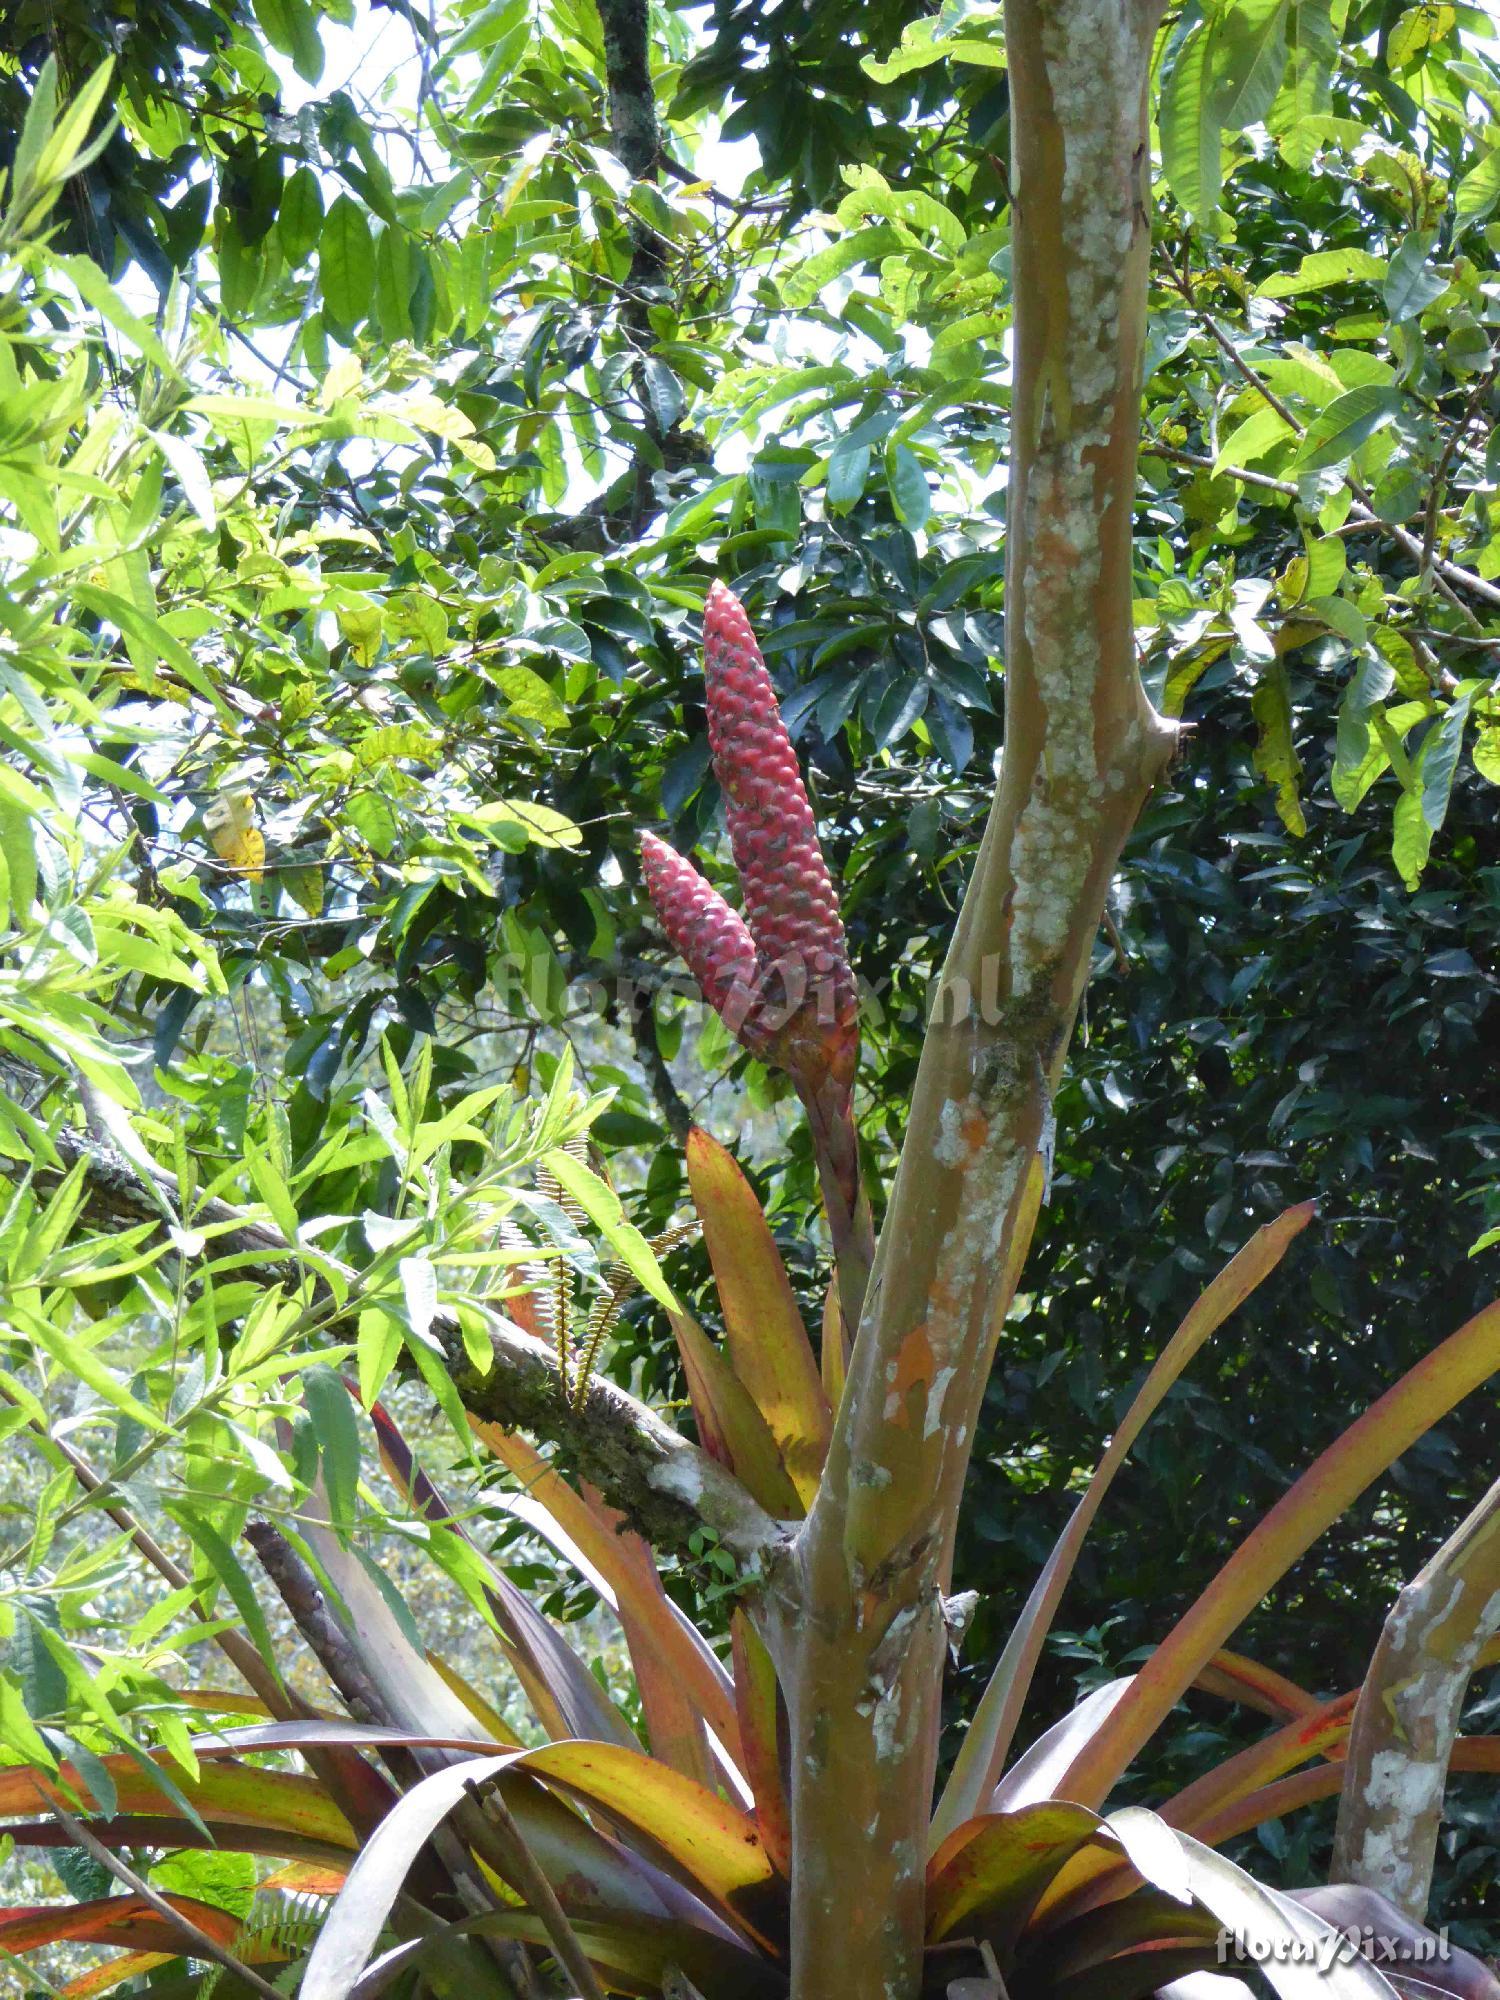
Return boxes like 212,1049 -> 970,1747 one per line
638,831 -> 773,1057
640,583 -> 858,1098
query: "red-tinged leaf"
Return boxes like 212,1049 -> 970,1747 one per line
1047,1940 -> 1227,2000
935,1203 -> 1315,1843
493,1768 -> 747,1933
1290,1888 -> 1500,2000
583,1489 -> 719,1792
200,1720 -> 521,1757
1192,1765 -> 1358,1849
1194,1649 -> 1322,1721
351,1908 -> 779,2000
686,1127 -> 831,1505
731,1611 -> 791,1877
669,1307 -> 803,1518
1164,1691 -> 1357,1835
303,1747 -> 771,2000
161,1670 -> 396,1841
0,1755 -> 357,1849
477,1423 -> 740,1776
60,1950 -> 173,2000
1188,1736 -> 1500,1851
1031,1888 -> 1225,1984
1045,1690 -> 1366,1933
1057,1298 -> 1500,1811
518,1739 -> 783,1950
991,1678 -> 1139,1813
1,1814 -> 358,1867
371,1399 -> 636,1749
925,1801 -> 1105,1948
0,1893 -> 242,1958
194,1726 -> 722,1936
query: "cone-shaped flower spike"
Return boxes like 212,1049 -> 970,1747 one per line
638,831 -> 774,1059
640,583 -> 858,1102
640,584 -> 873,1354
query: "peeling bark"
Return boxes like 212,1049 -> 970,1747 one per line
774,3 -> 1174,1992
1332,1474 -> 1500,1919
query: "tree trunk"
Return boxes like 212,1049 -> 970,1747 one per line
1331,1473 -> 1500,1919
776,1 -> 1173,1991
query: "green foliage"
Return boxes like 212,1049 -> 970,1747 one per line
0,2 -> 1496,1991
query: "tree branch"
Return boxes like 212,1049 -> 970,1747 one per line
592,0 -> 660,183
16,1117 -> 781,1574
625,977 -> 693,1143
1331,1473 -> 1500,1919
1151,443 -> 1500,617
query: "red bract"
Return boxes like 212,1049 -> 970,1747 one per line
638,830 -> 773,1057
639,584 -> 858,1100
702,582 -> 857,1085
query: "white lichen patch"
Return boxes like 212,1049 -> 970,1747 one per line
1354,1747 -> 1446,1898
934,1096 -> 971,1167
872,1681 -> 905,1763
924,1364 -> 958,1439
646,1449 -> 702,1507
1039,0 -> 1148,414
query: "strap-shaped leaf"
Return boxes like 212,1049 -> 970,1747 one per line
686,1127 -> 830,1506
1058,1298 -> 1500,1809
369,1397 -> 635,1749
477,1421 -> 740,1778
0,1894 -> 242,1959
0,1754 -> 356,1848
935,1202 -> 1315,1842
669,1307 -> 803,1518
925,1800 -> 1105,1948
731,1611 -> 791,1877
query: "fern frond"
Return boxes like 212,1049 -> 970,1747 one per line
569,1217 -> 699,1409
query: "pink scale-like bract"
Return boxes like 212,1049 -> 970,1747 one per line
700,582 -> 858,1094
638,831 -> 773,1056
638,587 -> 859,1105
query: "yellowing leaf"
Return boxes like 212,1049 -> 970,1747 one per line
204,791 -> 265,881
686,1128 -> 831,1507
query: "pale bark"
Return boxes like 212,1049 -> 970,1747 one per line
772,2 -> 1175,1992
1331,1474 -> 1500,1919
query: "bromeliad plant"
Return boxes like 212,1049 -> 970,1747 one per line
7,603 -> 1500,2000
6,8 -> 1500,2000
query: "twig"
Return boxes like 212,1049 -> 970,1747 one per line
1149,443 -> 1500,614
1167,242 -> 1305,436
464,1779 -> 608,2000
245,1521 -> 389,1726
625,980 -> 692,1142
1102,906 -> 1132,975
1159,247 -> 1500,625
45,1798 -> 286,2000
1419,359 -> 1500,596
